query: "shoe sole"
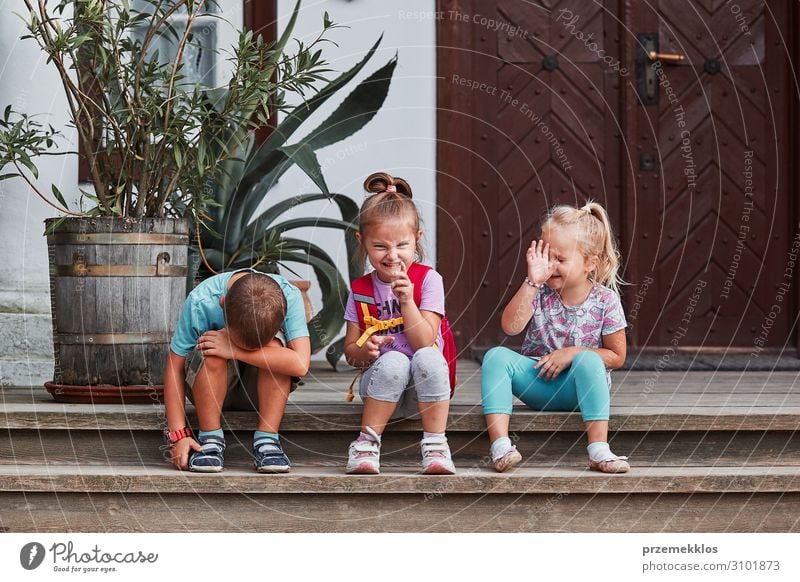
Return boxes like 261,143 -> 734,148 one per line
588,460 -> 630,474
189,465 -> 223,473
494,450 -> 522,473
256,465 -> 291,474
422,462 -> 456,475
346,462 -> 380,475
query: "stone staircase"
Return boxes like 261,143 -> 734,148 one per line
1,362 -> 799,532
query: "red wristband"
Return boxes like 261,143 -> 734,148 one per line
163,426 -> 192,445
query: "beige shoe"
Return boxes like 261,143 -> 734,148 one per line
588,456 -> 630,473
493,446 -> 522,472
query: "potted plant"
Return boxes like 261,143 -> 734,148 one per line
194,37 -> 398,369
0,0 -> 338,402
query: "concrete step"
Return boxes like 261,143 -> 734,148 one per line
0,312 -> 52,359
1,464 -> 798,532
0,359 -> 52,387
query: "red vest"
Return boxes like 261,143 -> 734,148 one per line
351,263 -> 458,397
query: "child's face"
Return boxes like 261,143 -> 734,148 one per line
541,226 -> 596,291
359,219 -> 421,283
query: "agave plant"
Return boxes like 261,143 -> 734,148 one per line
193,35 -> 398,367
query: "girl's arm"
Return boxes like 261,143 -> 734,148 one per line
344,321 -> 394,368
594,329 -> 627,369
390,263 -> 441,350
534,330 -> 627,380
500,282 -> 538,335
504,239 -> 554,335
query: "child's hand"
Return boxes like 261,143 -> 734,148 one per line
534,347 -> 578,381
197,329 -> 236,360
527,239 -> 555,285
364,335 -> 395,361
391,261 -> 414,303
170,437 -> 202,470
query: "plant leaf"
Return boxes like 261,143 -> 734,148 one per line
306,54 -> 398,151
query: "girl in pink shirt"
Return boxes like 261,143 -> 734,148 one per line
343,172 -> 455,475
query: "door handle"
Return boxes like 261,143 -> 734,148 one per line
648,51 -> 686,64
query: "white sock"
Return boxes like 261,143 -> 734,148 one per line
358,431 -> 379,443
587,441 -> 617,463
490,436 -> 513,461
423,431 -> 446,442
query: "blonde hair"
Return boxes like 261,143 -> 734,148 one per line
542,200 -> 625,294
355,171 -> 424,271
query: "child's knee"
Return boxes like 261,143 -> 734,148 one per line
200,355 -> 228,374
363,351 -> 410,401
482,346 -> 514,369
411,347 -> 449,402
572,350 -> 605,373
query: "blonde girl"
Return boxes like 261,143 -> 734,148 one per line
481,201 -> 629,473
343,172 -> 455,475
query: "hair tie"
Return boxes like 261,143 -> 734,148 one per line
385,185 -> 397,193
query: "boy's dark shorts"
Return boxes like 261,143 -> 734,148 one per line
184,332 -> 300,412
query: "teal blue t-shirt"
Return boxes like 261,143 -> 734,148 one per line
169,270 -> 309,357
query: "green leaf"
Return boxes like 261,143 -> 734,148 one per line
229,35 -> 386,230
306,54 -> 397,151
275,143 -> 328,195
278,240 -> 348,353
51,184 -> 69,209
325,337 -> 345,370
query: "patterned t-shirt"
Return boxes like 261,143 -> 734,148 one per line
521,283 -> 627,359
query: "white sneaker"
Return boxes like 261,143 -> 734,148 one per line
346,426 -> 381,474
420,436 -> 456,475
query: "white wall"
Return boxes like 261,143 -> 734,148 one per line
0,0 -> 437,381
271,1 -> 437,355
0,3 -> 76,384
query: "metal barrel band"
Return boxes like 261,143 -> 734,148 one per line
54,332 -> 171,345
53,264 -> 187,277
47,233 -> 189,245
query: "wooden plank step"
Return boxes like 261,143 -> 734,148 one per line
2,490 -> 798,532
3,402 -> 800,431
1,464 -> 798,533
3,428 -> 799,467
2,464 -> 799,494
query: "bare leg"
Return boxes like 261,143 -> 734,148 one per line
360,397 -> 399,435
254,339 -> 293,432
418,400 -> 450,433
485,413 -> 511,443
585,420 -> 608,444
255,368 -> 292,433
192,355 -> 228,431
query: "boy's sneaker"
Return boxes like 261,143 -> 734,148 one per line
253,436 -> 292,473
420,436 -> 456,475
493,446 -> 522,473
346,426 -> 381,474
189,434 -> 226,473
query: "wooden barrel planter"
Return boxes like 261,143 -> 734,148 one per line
44,217 -> 189,403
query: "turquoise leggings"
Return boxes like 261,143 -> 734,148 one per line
481,347 -> 609,421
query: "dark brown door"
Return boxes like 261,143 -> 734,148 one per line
627,0 -> 793,350
437,0 -> 796,355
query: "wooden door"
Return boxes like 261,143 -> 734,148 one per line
437,0 -> 797,354
437,0 -> 624,352
627,0 -> 794,350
